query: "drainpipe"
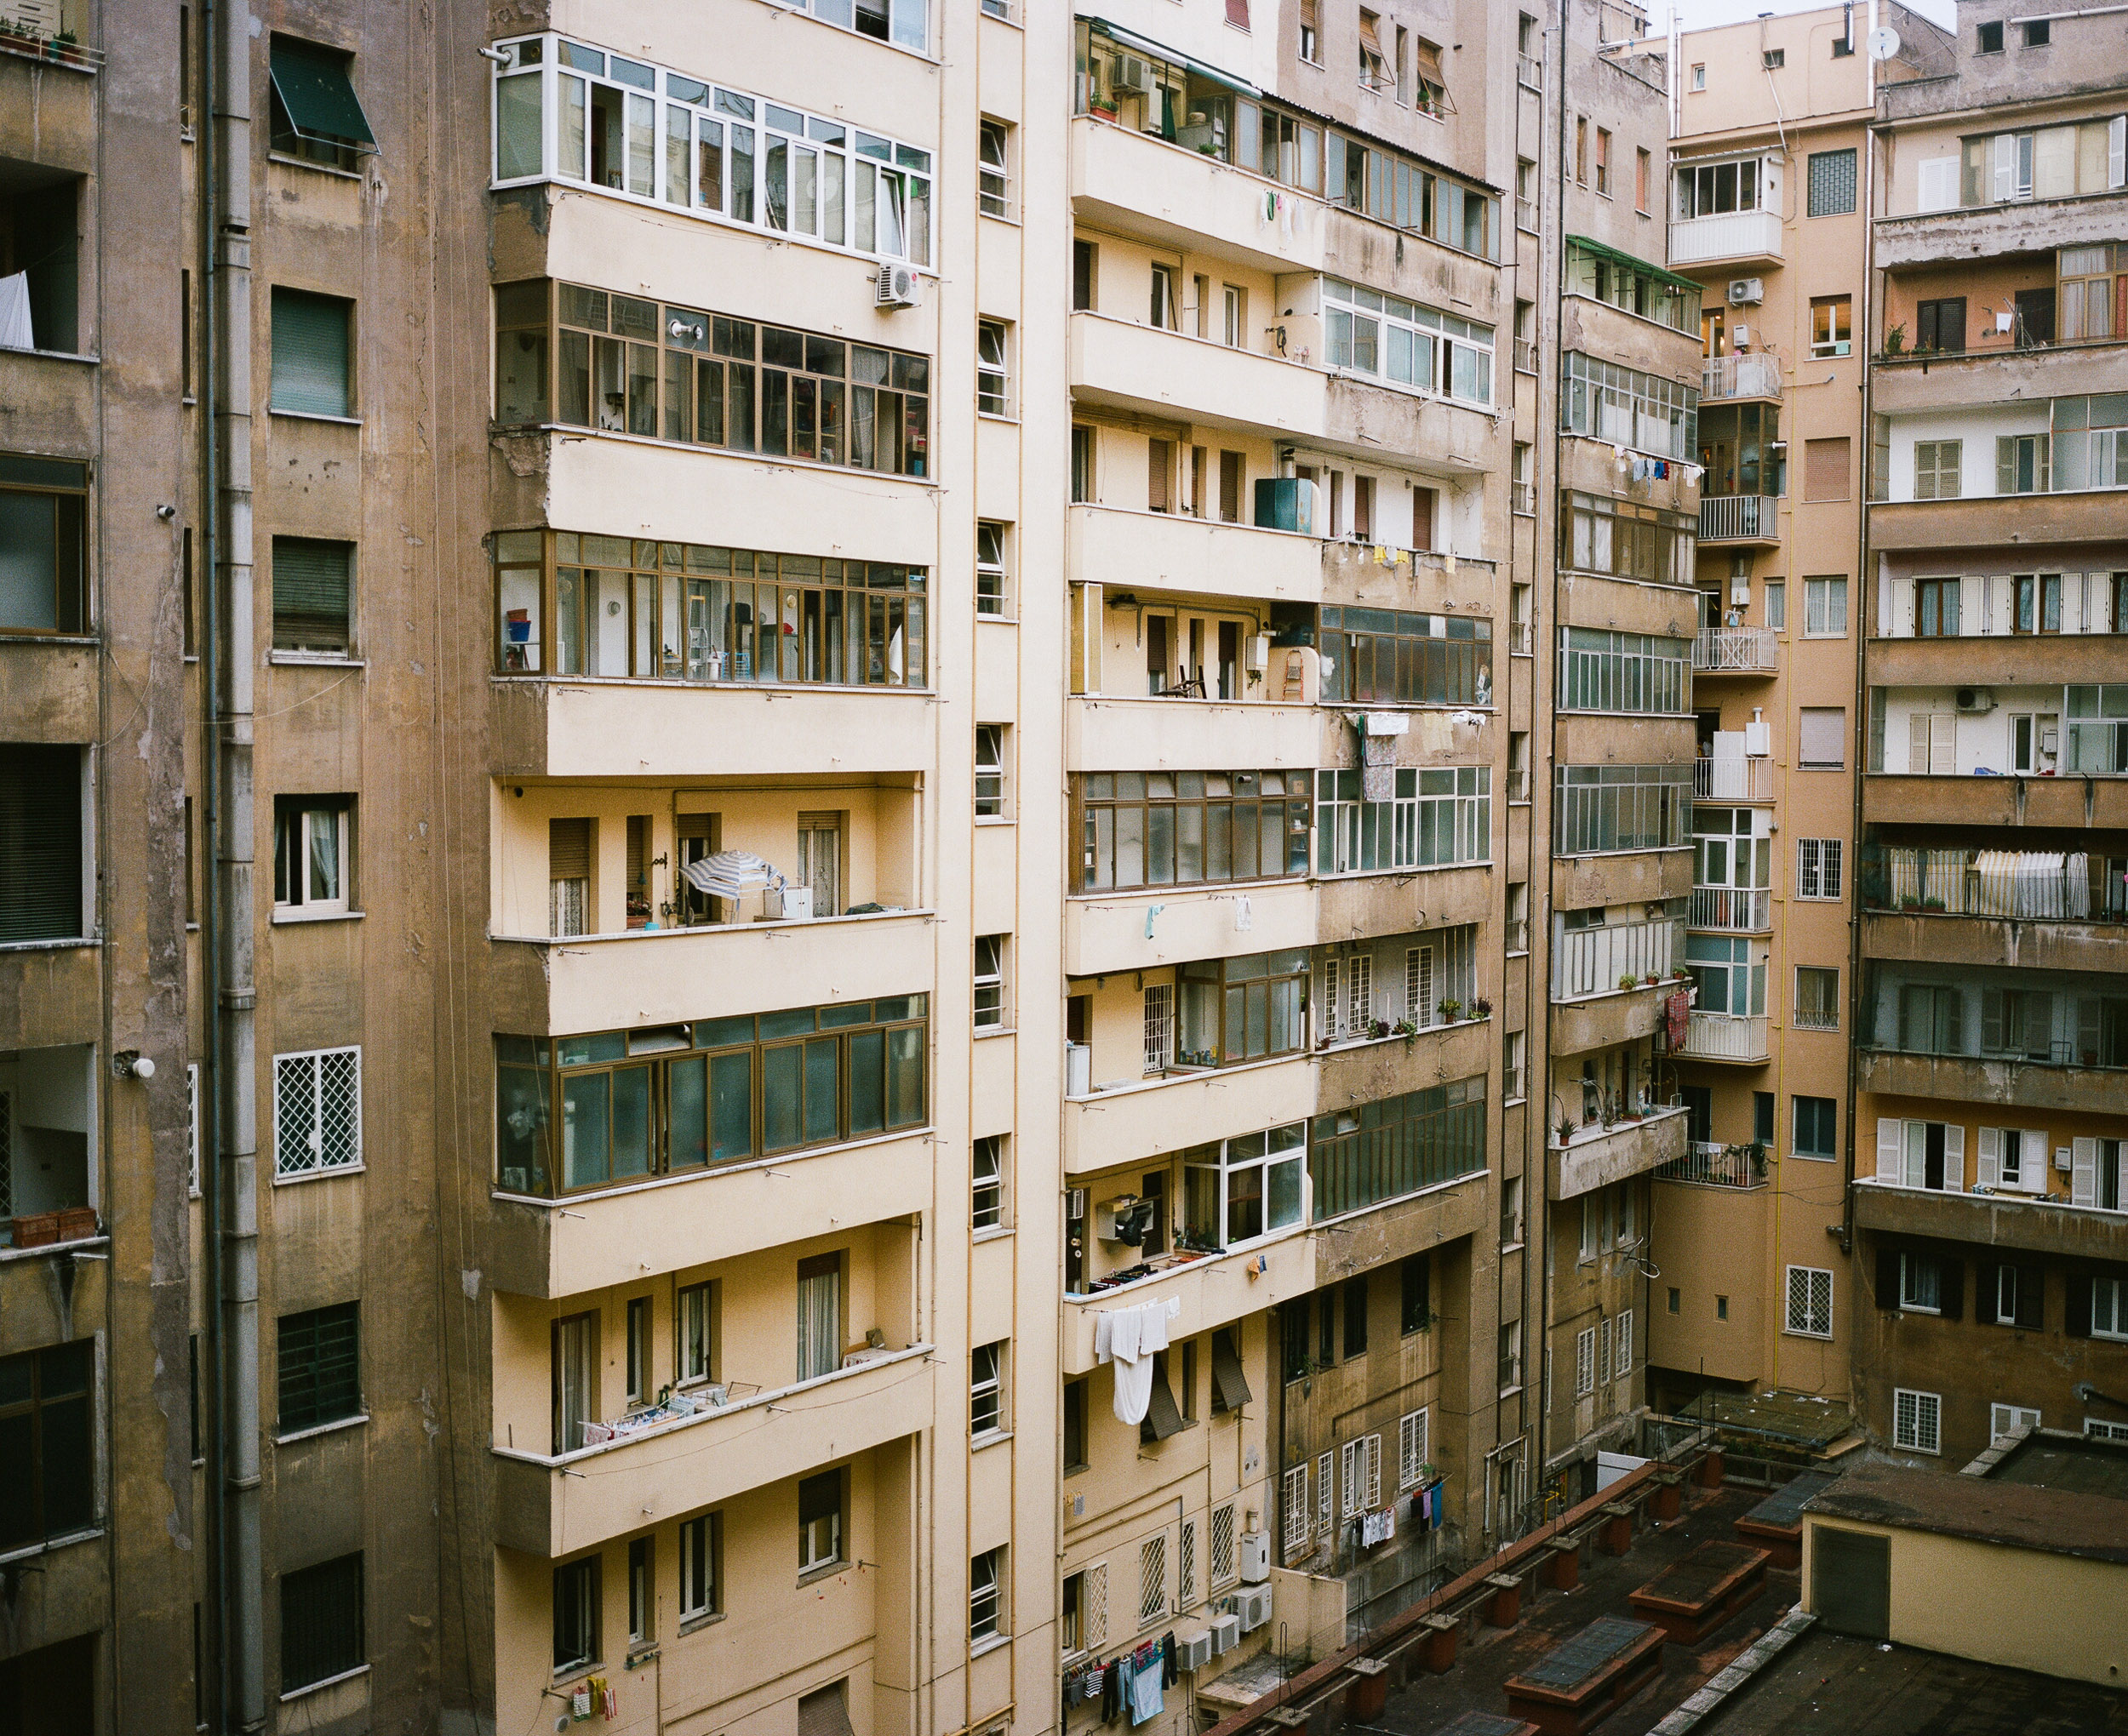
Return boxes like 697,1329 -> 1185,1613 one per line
203,0 -> 264,1724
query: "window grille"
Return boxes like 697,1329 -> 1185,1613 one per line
1398,1408 -> 1429,1489
274,1047 -> 362,1176
1177,1517 -> 1198,1610
1575,1327 -> 1595,1396
1143,984 -> 1174,1074
1893,1388 -> 1941,1453
1210,1501 -> 1238,1585
1138,1533 -> 1167,1627
1786,1265 -> 1833,1338
1280,1469 -> 1308,1554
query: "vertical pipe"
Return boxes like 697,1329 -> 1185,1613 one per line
206,0 -> 262,1723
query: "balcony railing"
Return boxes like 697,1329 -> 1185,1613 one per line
1875,847 -> 2128,922
1698,495 -> 1779,542
1691,628 -> 1778,673
1553,917 -> 1681,1000
1700,354 -> 1782,401
1690,887 -> 1771,932
1657,1140 -> 1767,1189
1668,208 -> 1783,267
1679,1011 -> 1770,1060
1694,757 -> 1773,801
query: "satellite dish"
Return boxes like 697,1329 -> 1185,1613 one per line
1868,25 -> 1901,60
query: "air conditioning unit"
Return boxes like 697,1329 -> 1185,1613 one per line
876,265 -> 922,309
1228,1584 -> 1273,1634
1178,1630 -> 1214,1673
1210,1613 -> 1241,1655
1728,278 -> 1765,306
1238,1531 -> 1270,1584
1956,687 -> 1996,714
1111,54 -> 1153,94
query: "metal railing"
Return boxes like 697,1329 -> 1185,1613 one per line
1552,917 -> 1681,1000
1690,886 -> 1771,931
1700,353 -> 1782,400
1691,627 -> 1778,672
1699,495 -> 1779,541
1657,1141 -> 1767,1188
1694,757 -> 1773,800
1680,1011 -> 1770,1060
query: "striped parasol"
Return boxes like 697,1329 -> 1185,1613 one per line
680,851 -> 785,901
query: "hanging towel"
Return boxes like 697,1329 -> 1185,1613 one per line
1233,894 -> 1253,933
1094,1311 -> 1114,1364
0,272 -> 31,352
1140,1299 -> 1171,1356
1129,1652 -> 1165,1725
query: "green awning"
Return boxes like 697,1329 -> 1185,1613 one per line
1567,232 -> 1701,297
1082,15 -> 1261,98
270,38 -> 377,151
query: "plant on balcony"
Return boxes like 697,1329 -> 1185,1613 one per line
1438,999 -> 1463,1023
1883,323 -> 1906,357
1619,974 -> 1639,992
1669,967 -> 1691,980
1898,894 -> 1922,912
1089,96 -> 1118,119
1470,996 -> 1492,1019
1921,896 -> 1947,912
1393,1017 -> 1419,1039
1644,973 -> 1662,986
1369,1018 -> 1391,1040
1555,1116 -> 1576,1147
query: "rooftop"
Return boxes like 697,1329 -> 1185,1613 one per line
1982,1429 -> 2128,1506
1802,1460 -> 2128,1565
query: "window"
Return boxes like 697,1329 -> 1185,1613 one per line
268,536 -> 355,655
1559,629 -> 1690,715
678,1513 -> 718,1621
2059,245 -> 2119,342
281,1553 -> 363,1693
975,724 -> 1006,818
970,1548 -> 1004,1642
1762,46 -> 1785,66
0,1341 -> 93,1550
1552,764 -> 1691,853
270,288 -> 352,418
1399,1253 -> 1432,1335
1807,149 -> 1856,217
552,1556 -> 599,1673
1893,1388 -> 1942,1453
1976,20 -> 2004,51
492,527 -> 930,686
1810,295 -> 1851,358
1799,707 -> 1845,769
1074,770 -> 1309,892
273,797 -> 352,916
1562,240 -> 1702,334
1914,577 -> 1960,638
1341,1275 -> 1370,1358
1913,440 -> 1961,500
1210,1331 -> 1251,1416
1800,574 -> 1847,638
1574,1327 -> 1596,1397
1716,1294 -> 1730,1320
1340,1435 -> 1381,1516
1765,580 -> 1786,630
978,119 -> 1010,220
1786,1266 -> 1833,1338
1323,279 -> 1495,406
1897,1249 -> 1952,1314
1359,9 -> 1387,87
1501,1173 -> 1524,1244
796,1253 -> 842,1384
677,1282 -> 716,1385
1635,146 -> 1651,214
1675,157 -> 1766,218
494,996 -> 928,1195
274,1046 -> 362,1177
1804,437 -> 1850,502
1796,967 -> 1840,1031
1796,838 -> 1842,901
1690,62 -> 1706,90
1997,434 -> 2051,495
1280,1465 -> 1310,1552
799,1469 -> 844,1572
1183,1122 -> 1308,1247
971,1340 -> 1005,1437
0,744 -> 84,943
1398,1408 -> 1430,1490
268,37 -> 376,171
1316,608 -> 1495,705
622,1537 -> 655,1648
972,1134 -> 1006,1231
1562,354 -> 1700,462
1574,116 -> 1588,185
1314,768 -> 1492,873
1688,934 -> 1765,1017
1594,128 -> 1611,195
976,320 -> 1009,416
1311,1078 -> 1487,1219
974,934 -> 1006,1030
1915,298 -> 1966,357
1148,264 -> 1180,333
975,522 -> 1008,617
1788,1096 -> 1836,1162
622,1295 -> 650,1405
0,455 -> 89,634
277,1302 -> 360,1435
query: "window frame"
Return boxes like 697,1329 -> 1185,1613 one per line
1793,1094 -> 1837,1161
970,1339 -> 1007,1438
1806,148 -> 1858,218
270,534 -> 356,656
1796,837 -> 1843,900
1074,769 -> 1312,893
798,1468 -> 845,1573
1795,965 -> 1841,1031
0,455 -> 90,637
276,1301 -> 362,1436
552,1555 -> 601,1676
970,1546 -> 1006,1643
975,521 -> 1010,617
974,934 -> 1007,1030
279,1552 -> 366,1696
273,1045 -> 363,1178
1892,1386 -> 1942,1454
269,286 -> 354,419
972,1134 -> 1008,1231
975,723 -> 1007,819
272,797 -> 353,917
976,318 -> 1010,417
1324,277 -> 1495,408
1182,1120 -> 1310,1249
678,1511 -> 720,1623
0,1339 -> 95,1551
978,117 -> 1012,220
1784,1265 -> 1833,1339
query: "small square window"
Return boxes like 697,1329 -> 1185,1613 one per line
273,796 -> 352,914
2022,18 -> 2049,45
272,536 -> 354,654
1690,62 -> 1707,89
1976,20 -> 2004,51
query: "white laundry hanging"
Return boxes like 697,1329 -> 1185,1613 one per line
1096,1296 -> 1181,1425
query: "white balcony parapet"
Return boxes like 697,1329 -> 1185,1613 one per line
1700,354 -> 1782,400
1553,917 -> 1682,1000
1690,886 -> 1770,932
1692,628 -> 1778,673
1699,495 -> 1779,542
1694,757 -> 1773,801
1668,208 -> 1782,266
1680,1011 -> 1770,1060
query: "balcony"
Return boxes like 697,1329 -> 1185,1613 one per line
1694,757 -> 1772,801
1063,1235 -> 1314,1376
1679,1012 -> 1770,1063
0,1044 -> 95,1252
1656,1141 -> 1767,1190
1,1218 -> 107,1354
1700,354 -> 1782,401
1851,1179 -> 2128,1260
1066,697 -> 1319,775
1862,909 -> 2127,978
1072,310 -> 1324,438
1874,189 -> 2128,271
1697,495 -> 1780,545
1067,502 -> 1322,605
1668,209 -> 1782,269
1551,976 -> 1690,1056
1864,773 -> 2128,832
1547,1100 -> 1690,1200
490,1345 -> 933,1557
1070,114 -> 1317,277
1552,922 -> 1683,1002
1866,488 -> 2128,551
1062,1051 -> 1315,1174
1064,877 -> 1313,977
1691,628 -> 1777,675
1856,1047 -> 2124,1116
1689,887 -> 1770,934
0,939 -> 100,1050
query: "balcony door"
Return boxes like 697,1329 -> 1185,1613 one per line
798,813 -> 843,917
552,1311 -> 598,1453
797,1252 -> 843,1382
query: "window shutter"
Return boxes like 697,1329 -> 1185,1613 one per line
1976,1263 -> 1999,1325
2113,115 -> 2127,188
1147,439 -> 1172,513
1616,1309 -> 1633,1376
1982,991 -> 2006,1054
1599,1317 -> 1612,1385
1942,1124 -> 1965,1192
2021,1130 -> 2048,1193
1976,1126 -> 2000,1188
271,288 -> 352,417
1875,1243 -> 1901,1310
2073,1137 -> 2099,1208
1874,1118 -> 1903,1185
1939,1257 -> 1964,1321
272,537 -> 352,651
1996,435 -> 2016,495
1083,1561 -> 1108,1650
2016,1266 -> 2045,1330
549,817 -> 592,881
1804,437 -> 1850,502
2067,1274 -> 2094,1338
0,745 -> 83,943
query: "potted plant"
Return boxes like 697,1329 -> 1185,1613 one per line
1884,323 -> 1906,357
1670,966 -> 1691,980
1922,895 -> 1947,912
1644,972 -> 1661,986
1619,973 -> 1639,992
1369,1018 -> 1391,1040
1470,996 -> 1492,1019
1438,998 -> 1462,1023
1554,1116 -> 1576,1147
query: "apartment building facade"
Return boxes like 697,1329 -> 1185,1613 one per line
1853,0 -> 2128,1468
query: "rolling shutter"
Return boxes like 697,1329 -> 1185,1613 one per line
271,288 -> 352,417
272,537 -> 352,652
549,818 -> 592,882
0,745 -> 83,942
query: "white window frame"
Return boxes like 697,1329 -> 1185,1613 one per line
272,1045 -> 363,1178
1796,838 -> 1843,900
1613,1308 -> 1633,1378
975,521 -> 1009,617
1138,1533 -> 1167,1628
1323,277 -> 1495,408
1892,1387 -> 1942,1454
1803,574 -> 1848,637
1398,1408 -> 1429,1490
275,800 -> 351,916
970,1547 -> 1004,1642
1991,1402 -> 2041,1442
977,117 -> 1012,220
1898,1251 -> 1942,1315
1142,982 -> 1174,1074
2087,1417 -> 2128,1441
678,1512 -> 716,1621
976,320 -> 1010,417
1574,1325 -> 1596,1396
975,723 -> 1007,819
1784,1265 -> 1833,1339
974,934 -> 1006,1030
2093,1275 -> 2128,1340
970,1339 -> 1006,1438
1281,1464 -> 1309,1554
971,1134 -> 1007,1231
1316,1450 -> 1332,1536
